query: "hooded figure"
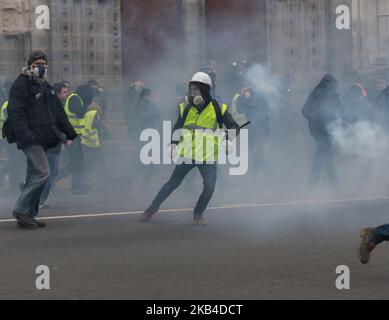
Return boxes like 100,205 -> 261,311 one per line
302,74 -> 342,141
302,74 -> 340,187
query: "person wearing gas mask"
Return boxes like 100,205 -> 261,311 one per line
140,72 -> 240,226
5,50 -> 77,229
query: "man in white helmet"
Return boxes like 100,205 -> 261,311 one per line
140,72 -> 240,226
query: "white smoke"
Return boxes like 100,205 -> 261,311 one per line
245,64 -> 282,95
243,63 -> 284,117
329,120 -> 389,163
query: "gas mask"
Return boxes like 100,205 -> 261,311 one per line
31,64 -> 47,80
189,86 -> 204,107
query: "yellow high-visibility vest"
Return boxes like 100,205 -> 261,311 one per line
81,110 -> 100,148
0,101 -> 8,140
177,101 -> 228,162
64,93 -> 85,135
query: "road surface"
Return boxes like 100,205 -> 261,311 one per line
0,189 -> 388,300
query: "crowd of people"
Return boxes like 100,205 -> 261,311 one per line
0,51 -> 110,211
0,50 -> 389,263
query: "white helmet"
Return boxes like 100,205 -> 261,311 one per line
190,72 -> 213,88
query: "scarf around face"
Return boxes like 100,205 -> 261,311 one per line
22,66 -> 48,86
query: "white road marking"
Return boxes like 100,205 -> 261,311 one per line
1,195 -> 389,224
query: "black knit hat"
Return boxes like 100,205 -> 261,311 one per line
27,50 -> 48,66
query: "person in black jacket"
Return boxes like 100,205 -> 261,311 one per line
6,50 -> 77,229
302,74 -> 341,188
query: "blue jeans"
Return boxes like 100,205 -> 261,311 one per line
373,224 -> 389,244
40,152 -> 60,205
148,163 -> 217,217
14,145 -> 50,217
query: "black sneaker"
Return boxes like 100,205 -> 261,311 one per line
13,212 -> 37,230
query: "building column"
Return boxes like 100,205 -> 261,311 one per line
183,0 -> 206,78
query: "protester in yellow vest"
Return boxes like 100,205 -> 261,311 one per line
140,72 -> 240,226
58,84 -> 93,195
81,103 -> 110,186
81,103 -> 101,149
65,93 -> 85,135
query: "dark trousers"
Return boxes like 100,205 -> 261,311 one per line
148,163 -> 217,217
57,137 -> 85,191
14,145 -> 50,217
309,138 -> 337,187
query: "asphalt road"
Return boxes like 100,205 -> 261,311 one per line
0,189 -> 388,300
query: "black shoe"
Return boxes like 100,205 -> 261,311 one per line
13,212 -> 37,230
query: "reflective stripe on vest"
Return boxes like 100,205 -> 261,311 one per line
177,101 -> 228,162
81,110 -> 100,148
0,101 -> 8,139
65,93 -> 85,135
231,94 -> 248,126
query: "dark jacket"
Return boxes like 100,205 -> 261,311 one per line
302,74 -> 342,141
8,74 -> 77,150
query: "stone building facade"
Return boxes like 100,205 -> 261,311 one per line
266,0 -> 389,87
0,0 -> 122,88
1,1 -> 389,90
